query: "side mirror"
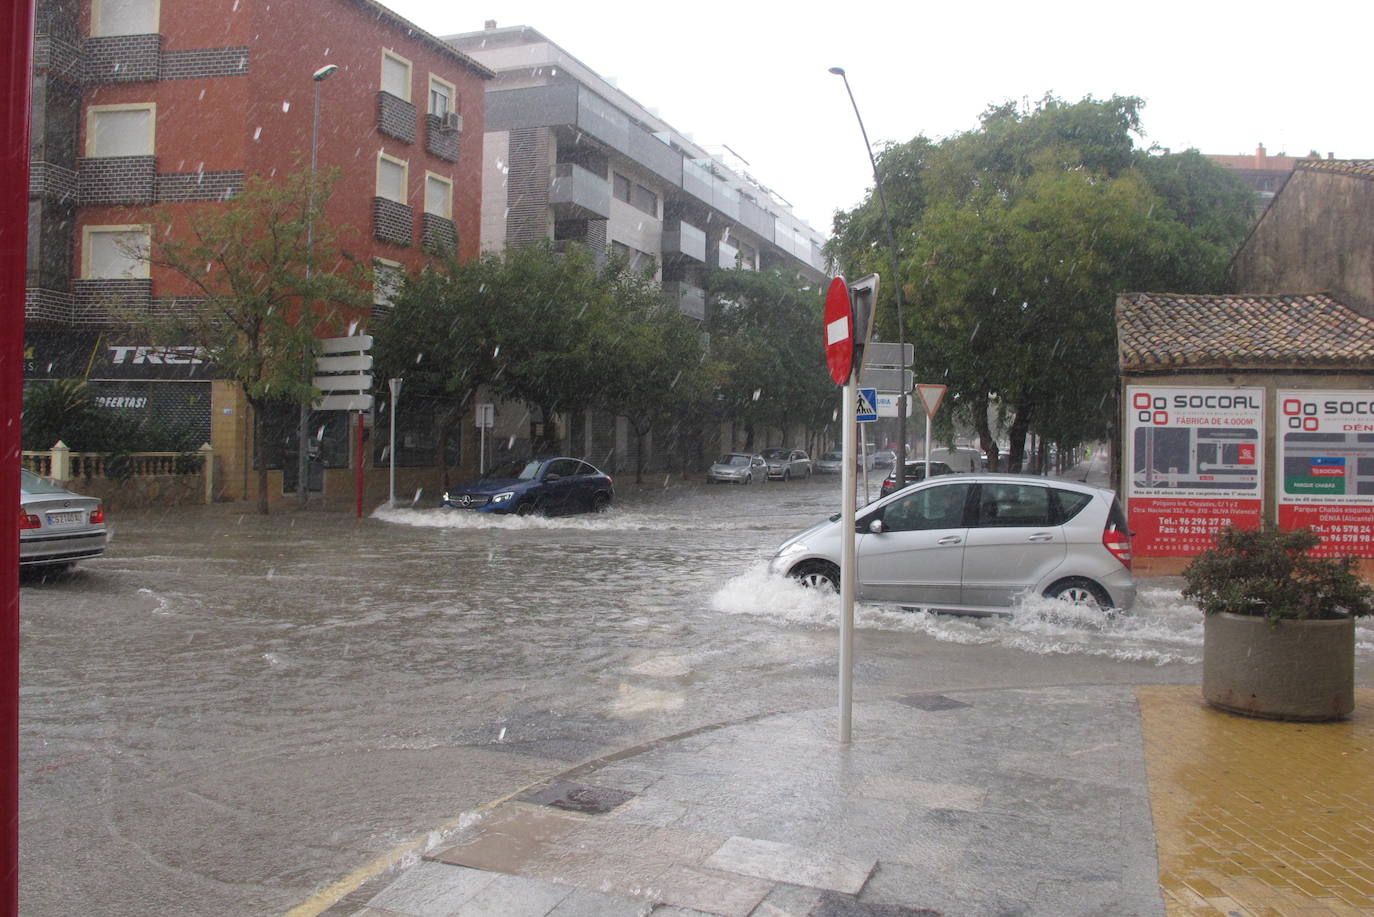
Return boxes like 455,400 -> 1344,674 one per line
544,473 -> 562,482
863,518 -> 886,535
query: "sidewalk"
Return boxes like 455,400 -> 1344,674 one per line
298,685 -> 1374,917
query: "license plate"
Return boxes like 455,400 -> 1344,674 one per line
46,511 -> 83,525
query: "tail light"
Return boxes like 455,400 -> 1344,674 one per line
20,512 -> 41,531
1103,525 -> 1132,569
90,505 -> 105,524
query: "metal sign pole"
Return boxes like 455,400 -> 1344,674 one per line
926,409 -> 932,480
840,376 -> 858,745
387,378 -> 401,508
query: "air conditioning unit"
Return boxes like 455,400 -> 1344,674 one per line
442,111 -> 463,133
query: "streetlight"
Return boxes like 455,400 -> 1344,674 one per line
828,66 -> 908,491
298,63 -> 337,508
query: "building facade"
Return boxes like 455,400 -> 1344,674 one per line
25,0 -> 492,504
444,23 -> 829,471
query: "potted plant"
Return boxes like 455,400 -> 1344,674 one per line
1183,524 -> 1373,721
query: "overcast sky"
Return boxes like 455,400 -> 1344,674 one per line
385,0 -> 1370,233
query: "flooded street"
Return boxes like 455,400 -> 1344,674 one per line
19,476 -> 1373,917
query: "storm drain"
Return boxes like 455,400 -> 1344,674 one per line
894,693 -> 971,712
517,779 -> 636,815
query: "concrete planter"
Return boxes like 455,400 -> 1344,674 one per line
1202,612 -> 1355,721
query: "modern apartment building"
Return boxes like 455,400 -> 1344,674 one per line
444,23 -> 829,469
24,0 -> 491,503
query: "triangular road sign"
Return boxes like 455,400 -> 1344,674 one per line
916,384 -> 947,419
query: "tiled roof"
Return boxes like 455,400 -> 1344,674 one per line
1117,292 -> 1374,371
1295,159 -> 1374,181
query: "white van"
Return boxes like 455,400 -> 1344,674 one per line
930,447 -> 983,473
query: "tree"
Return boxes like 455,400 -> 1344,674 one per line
143,167 -> 370,512
708,268 -> 831,451
830,94 -> 1256,470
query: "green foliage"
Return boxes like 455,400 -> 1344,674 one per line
828,93 -> 1257,467
1182,525 -> 1374,625
22,379 -> 202,455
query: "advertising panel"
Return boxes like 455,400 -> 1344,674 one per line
1277,390 -> 1374,558
1126,386 -> 1264,556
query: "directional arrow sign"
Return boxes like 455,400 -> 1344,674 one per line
864,342 -> 913,368
318,334 -> 373,354
313,373 -> 374,391
314,393 -> 374,411
315,354 -> 373,373
858,367 -> 913,393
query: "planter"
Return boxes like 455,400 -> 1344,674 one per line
1202,612 -> 1355,721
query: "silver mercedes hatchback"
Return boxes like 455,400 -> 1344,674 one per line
768,474 -> 1135,614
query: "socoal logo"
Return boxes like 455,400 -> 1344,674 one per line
1283,398 -> 1319,432
1132,391 -> 1168,426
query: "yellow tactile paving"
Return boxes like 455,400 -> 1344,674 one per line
1138,685 -> 1374,917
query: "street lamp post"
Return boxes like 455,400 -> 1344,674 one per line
298,63 -> 337,508
828,67 -> 908,491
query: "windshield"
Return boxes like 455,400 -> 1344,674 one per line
822,452 -> 842,461
761,449 -> 788,460
20,469 -> 69,495
482,459 -> 542,481
717,454 -> 751,466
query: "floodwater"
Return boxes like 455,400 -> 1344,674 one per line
18,474 -> 1372,917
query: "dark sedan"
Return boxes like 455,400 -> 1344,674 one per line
442,457 -> 613,516
878,460 -> 954,497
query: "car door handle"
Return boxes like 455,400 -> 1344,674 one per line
937,535 -> 962,545
1027,533 -> 1055,542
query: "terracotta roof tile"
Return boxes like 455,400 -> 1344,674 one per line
1295,159 -> 1374,181
1117,292 -> 1374,371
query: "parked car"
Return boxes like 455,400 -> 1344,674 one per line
769,474 -> 1135,615
706,452 -> 765,484
878,460 -> 955,497
872,449 -> 897,468
20,469 -> 107,568
442,457 -> 613,516
761,448 -> 812,481
815,451 -> 845,474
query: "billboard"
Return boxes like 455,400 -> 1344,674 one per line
1126,386 -> 1265,556
1277,390 -> 1374,558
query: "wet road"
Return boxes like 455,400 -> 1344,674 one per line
19,475 -> 1372,916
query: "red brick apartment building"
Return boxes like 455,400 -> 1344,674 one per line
25,0 -> 491,505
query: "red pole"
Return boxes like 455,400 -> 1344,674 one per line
1,3 -> 37,915
355,413 -> 364,518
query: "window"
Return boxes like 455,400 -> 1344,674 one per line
879,482 -> 972,533
428,75 -> 454,117
87,105 -> 155,157
376,153 -> 407,204
83,226 -> 149,279
91,0 -> 158,36
373,259 -> 403,308
381,50 -> 412,101
613,172 -> 631,203
630,183 -> 657,217
974,483 -> 1052,528
424,172 -> 452,219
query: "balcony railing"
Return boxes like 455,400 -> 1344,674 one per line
662,221 -> 706,263
550,162 -> 610,220
663,281 -> 706,321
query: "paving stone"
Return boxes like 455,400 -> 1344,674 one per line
364,861 -> 497,917
704,836 -> 874,895
604,793 -> 690,828
855,775 -> 987,812
647,863 -> 773,917
546,886 -> 655,917
893,693 -> 972,712
431,804 -> 581,875
447,872 -> 572,916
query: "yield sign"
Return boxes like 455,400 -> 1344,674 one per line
916,383 -> 947,419
822,277 -> 853,385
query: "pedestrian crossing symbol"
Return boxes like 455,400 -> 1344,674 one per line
856,387 -> 878,423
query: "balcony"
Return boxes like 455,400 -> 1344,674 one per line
714,240 -> 739,270
661,221 -> 706,263
663,281 -> 706,321
550,162 -> 610,220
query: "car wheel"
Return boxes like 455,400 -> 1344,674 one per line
1044,578 -> 1113,611
790,561 -> 840,593
590,493 -> 610,513
515,500 -> 540,517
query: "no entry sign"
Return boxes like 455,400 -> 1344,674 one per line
823,276 -> 854,385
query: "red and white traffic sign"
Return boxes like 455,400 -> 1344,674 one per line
916,383 -> 947,419
823,276 -> 854,385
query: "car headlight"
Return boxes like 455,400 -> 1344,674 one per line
491,491 -> 515,504
773,541 -> 808,560
442,491 -> 452,503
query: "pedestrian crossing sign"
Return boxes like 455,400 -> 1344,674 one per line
857,387 -> 878,423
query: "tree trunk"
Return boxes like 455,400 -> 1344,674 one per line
1006,406 -> 1033,473
973,392 -> 999,472
250,398 -> 270,515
